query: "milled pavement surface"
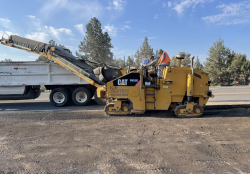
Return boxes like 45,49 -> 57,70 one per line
0,86 -> 250,173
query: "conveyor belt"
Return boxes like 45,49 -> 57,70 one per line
0,35 -> 113,86
51,45 -> 105,85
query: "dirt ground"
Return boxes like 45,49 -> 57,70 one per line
0,108 -> 250,174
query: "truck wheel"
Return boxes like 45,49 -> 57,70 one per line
50,88 -> 70,107
72,87 -> 91,106
94,91 -> 106,105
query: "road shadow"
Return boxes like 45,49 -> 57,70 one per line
209,100 -> 250,102
116,108 -> 250,119
0,99 -> 102,112
201,108 -> 250,118
0,101 -> 250,121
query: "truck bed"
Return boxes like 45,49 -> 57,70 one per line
0,61 -> 89,86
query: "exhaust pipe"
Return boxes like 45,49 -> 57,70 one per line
187,56 -> 195,102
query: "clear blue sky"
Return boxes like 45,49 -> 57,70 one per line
0,0 -> 249,63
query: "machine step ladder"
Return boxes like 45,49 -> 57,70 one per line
145,74 -> 161,111
145,84 -> 156,111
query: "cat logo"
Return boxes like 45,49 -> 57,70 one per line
118,79 -> 128,86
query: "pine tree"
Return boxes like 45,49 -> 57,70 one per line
131,55 -> 135,67
140,37 -> 153,59
116,58 -> 125,68
126,56 -> 133,67
78,17 -> 113,64
101,32 -> 113,63
154,49 -> 161,63
179,52 -> 191,67
169,53 -> 193,67
49,40 -> 55,46
0,59 -> 12,62
133,37 -> 154,68
111,57 -> 119,67
134,49 -> 141,68
124,55 -> 126,66
241,59 -> 250,85
194,56 -> 203,70
229,53 -> 245,84
36,56 -> 51,63
229,53 -> 250,85
58,44 -> 66,49
203,38 -> 234,86
170,56 -> 177,67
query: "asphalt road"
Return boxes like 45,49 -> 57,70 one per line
0,86 -> 249,113
208,86 -> 250,105
0,93 -> 103,113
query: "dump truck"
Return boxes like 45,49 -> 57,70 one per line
0,61 -> 104,106
0,34 -> 213,117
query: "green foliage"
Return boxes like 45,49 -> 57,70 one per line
134,49 -> 141,68
229,53 -> 250,85
204,38 -> 234,86
194,56 -> 203,70
49,40 -> 56,46
179,52 -> 191,67
112,57 -> 126,68
116,58 -> 125,68
112,57 -> 117,67
140,37 -> 154,59
170,53 -> 192,67
154,49 -> 160,63
0,59 -> 12,62
170,56 -> 177,67
112,36 -> 155,68
78,17 -> 113,64
130,55 -> 135,67
129,37 -> 155,68
229,53 -> 245,82
36,56 -> 51,63
241,60 -> 250,85
204,37 -> 250,86
126,56 -> 133,67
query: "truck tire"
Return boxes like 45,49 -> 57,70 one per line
50,88 -> 70,107
94,91 -> 106,105
71,87 -> 91,106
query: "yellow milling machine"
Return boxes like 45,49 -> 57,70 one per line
1,34 -> 213,117
102,55 -> 213,117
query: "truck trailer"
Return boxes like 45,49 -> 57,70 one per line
0,61 -> 102,106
